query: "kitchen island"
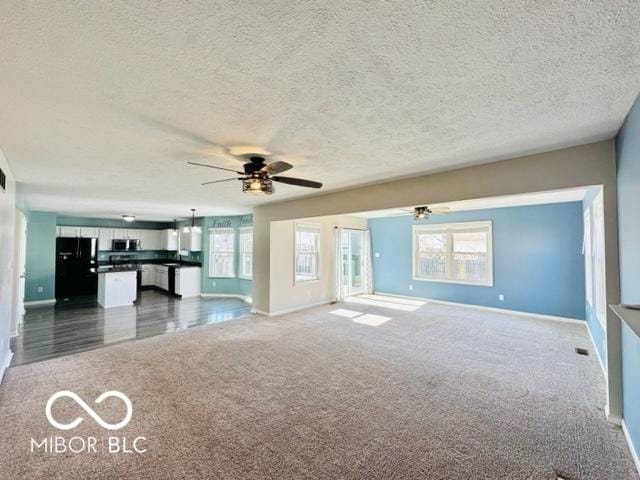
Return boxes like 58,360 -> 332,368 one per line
97,267 -> 138,308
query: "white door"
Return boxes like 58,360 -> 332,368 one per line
341,229 -> 365,297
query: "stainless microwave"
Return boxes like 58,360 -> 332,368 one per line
112,239 -> 140,251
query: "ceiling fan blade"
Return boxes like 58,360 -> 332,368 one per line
187,161 -> 243,174
271,176 -> 323,188
261,161 -> 293,175
201,178 -> 242,186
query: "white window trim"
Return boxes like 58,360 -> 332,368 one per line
208,227 -> 236,278
294,221 -> 321,284
238,226 -> 253,280
592,192 -> 607,328
583,208 -> 593,307
412,220 -> 494,287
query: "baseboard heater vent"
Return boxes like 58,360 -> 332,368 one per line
575,347 -> 590,356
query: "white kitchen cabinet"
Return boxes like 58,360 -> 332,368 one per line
140,264 -> 154,286
80,227 -> 99,238
58,226 -> 80,237
180,227 -> 202,252
98,228 -> 114,251
126,229 -> 142,241
155,265 -> 169,290
112,228 -> 126,240
97,270 -> 137,308
175,267 -> 201,298
139,229 -> 161,251
160,229 -> 179,251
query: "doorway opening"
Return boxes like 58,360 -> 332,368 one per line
340,229 -> 366,298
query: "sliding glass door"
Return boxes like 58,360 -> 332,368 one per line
341,229 -> 365,297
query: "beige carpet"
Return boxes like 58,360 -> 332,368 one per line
0,297 -> 637,479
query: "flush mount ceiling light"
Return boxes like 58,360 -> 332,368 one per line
122,215 -> 135,222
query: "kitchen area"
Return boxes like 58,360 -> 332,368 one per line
12,213 -> 253,366
55,223 -> 203,308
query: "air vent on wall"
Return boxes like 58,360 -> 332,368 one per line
0,168 -> 5,191
575,347 -> 590,356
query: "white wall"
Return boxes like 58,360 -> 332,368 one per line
266,215 -> 367,315
0,148 -> 16,381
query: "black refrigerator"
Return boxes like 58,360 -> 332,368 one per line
55,237 -> 99,299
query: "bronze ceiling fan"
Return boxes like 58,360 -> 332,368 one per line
188,155 -> 322,196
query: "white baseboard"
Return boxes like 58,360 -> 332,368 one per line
622,420 -> 640,478
585,320 -> 606,376
254,299 -> 333,317
374,291 -> 586,325
605,404 -> 622,426
0,350 -> 13,384
24,299 -> 56,308
200,293 -> 252,303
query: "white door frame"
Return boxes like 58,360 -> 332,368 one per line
341,229 -> 365,297
11,209 -> 27,337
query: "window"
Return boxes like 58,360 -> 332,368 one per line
295,222 -> 320,282
209,228 -> 235,278
239,227 -> 253,279
583,208 -> 593,306
413,221 -> 493,286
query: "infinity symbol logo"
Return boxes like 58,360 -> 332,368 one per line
45,391 -> 133,431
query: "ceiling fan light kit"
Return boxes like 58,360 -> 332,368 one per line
188,154 -> 322,196
242,177 -> 274,195
414,206 -> 430,220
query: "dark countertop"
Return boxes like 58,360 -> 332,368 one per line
98,259 -> 202,268
610,305 -> 640,338
95,266 -> 139,274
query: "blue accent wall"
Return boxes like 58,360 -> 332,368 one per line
616,93 -> 640,464
368,202 -> 585,319
25,212 -> 57,302
177,215 -> 253,297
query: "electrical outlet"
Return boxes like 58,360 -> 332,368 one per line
212,281 -> 216,287
37,286 -> 44,293
375,252 -> 380,258
498,294 -> 504,301
409,284 -> 413,291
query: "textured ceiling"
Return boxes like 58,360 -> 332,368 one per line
1,1 -> 639,220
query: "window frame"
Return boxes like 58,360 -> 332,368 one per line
412,220 -> 493,287
238,226 -> 253,280
208,227 -> 236,278
294,221 -> 321,284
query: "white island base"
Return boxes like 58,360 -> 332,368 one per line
98,270 -> 137,308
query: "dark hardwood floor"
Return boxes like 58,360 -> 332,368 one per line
10,289 -> 253,366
